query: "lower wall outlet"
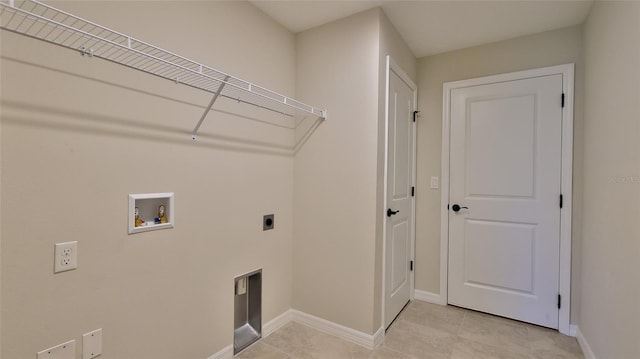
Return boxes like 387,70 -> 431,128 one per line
37,340 -> 75,359
83,328 -> 103,359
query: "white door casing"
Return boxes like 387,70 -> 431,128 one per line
441,64 -> 574,335
383,56 -> 417,329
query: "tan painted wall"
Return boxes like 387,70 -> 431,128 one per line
415,25 -> 584,324
0,29 -> 2,355
1,2 -> 296,358
293,7 -> 416,335
375,11 -> 417,330
293,9 -> 381,335
580,2 -> 640,357
379,12 -> 418,82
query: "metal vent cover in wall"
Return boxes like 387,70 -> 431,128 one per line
233,269 -> 262,355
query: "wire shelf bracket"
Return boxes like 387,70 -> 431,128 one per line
0,0 -> 327,140
192,75 -> 229,140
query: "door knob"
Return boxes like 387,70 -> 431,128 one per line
387,208 -> 400,217
451,204 -> 468,212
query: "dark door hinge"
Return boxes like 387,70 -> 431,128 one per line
560,194 -> 563,209
558,294 -> 561,309
411,186 -> 415,197
447,204 -> 450,210
410,260 -> 414,271
413,110 -> 420,122
561,93 -> 565,108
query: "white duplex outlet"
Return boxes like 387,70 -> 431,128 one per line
54,241 -> 78,273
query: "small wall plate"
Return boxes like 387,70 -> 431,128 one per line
37,340 -> 75,359
82,328 -> 102,359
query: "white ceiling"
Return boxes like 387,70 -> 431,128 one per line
249,0 -> 594,58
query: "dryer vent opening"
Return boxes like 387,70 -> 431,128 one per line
233,269 -> 262,355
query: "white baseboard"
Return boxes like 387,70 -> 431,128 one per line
207,344 -> 232,359
569,324 -> 578,337
207,308 -> 380,358
414,289 -> 447,305
576,326 -> 596,359
372,326 -> 385,348
290,310 -> 379,349
263,309 -> 294,338
207,310 -> 293,359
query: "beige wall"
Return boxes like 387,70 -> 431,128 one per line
580,2 -> 640,358
1,2 -> 296,358
415,25 -> 584,323
379,12 -> 418,82
375,11 -> 417,330
293,9 -> 381,335
0,33 -> 2,355
293,7 -> 416,335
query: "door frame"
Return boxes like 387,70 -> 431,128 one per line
439,64 -> 574,335
381,55 -> 418,329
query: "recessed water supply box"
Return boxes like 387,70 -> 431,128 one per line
233,269 -> 262,355
128,193 -> 174,234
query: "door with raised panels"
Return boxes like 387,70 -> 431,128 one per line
384,61 -> 416,329
448,74 -> 563,328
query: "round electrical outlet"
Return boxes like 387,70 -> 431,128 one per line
263,214 -> 274,231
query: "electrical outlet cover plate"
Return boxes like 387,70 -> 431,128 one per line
54,241 -> 78,273
37,339 -> 75,359
83,328 -> 103,359
430,176 -> 439,189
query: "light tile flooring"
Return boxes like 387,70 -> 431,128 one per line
236,301 -> 584,359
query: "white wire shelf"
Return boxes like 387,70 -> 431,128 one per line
0,0 -> 327,139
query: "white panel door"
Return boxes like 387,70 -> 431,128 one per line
384,65 -> 415,329
448,74 -> 563,328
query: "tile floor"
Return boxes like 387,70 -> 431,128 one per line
236,301 -> 584,359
